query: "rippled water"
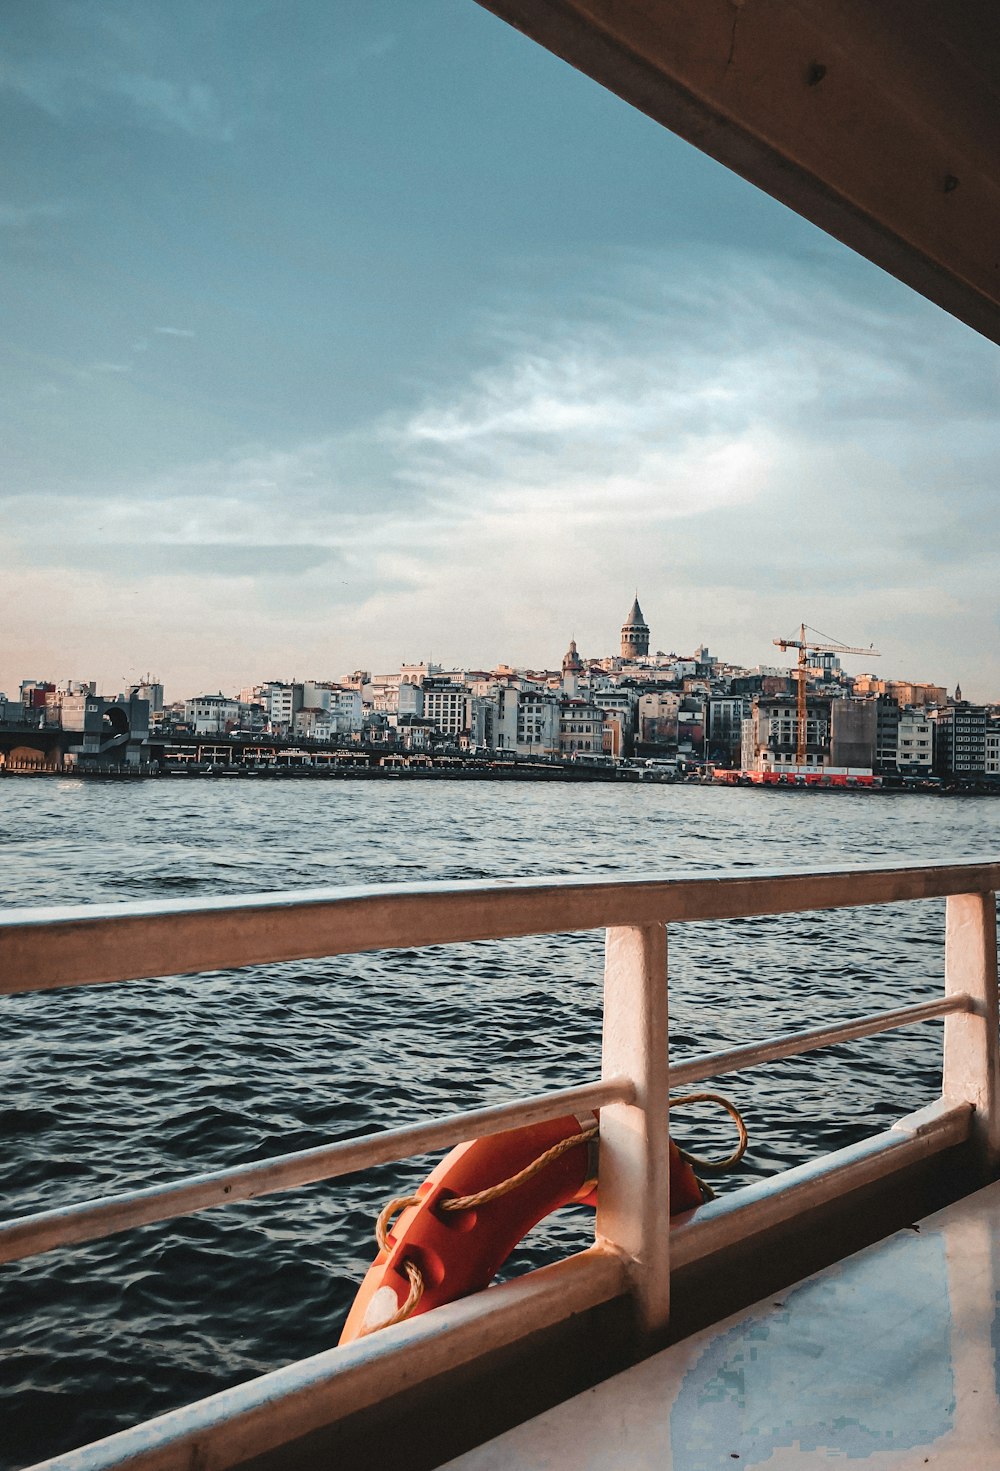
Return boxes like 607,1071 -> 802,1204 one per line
1,778 -> 998,1467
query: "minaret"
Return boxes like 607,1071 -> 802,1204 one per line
621,596 -> 650,660
561,638 -> 583,698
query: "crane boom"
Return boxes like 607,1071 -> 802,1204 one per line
771,623 -> 880,767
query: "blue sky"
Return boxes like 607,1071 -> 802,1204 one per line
4,0 -> 999,699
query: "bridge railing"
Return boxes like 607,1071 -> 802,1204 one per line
3,858 -> 999,1471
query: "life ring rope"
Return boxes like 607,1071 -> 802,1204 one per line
358,1094 -> 747,1337
365,1125 -> 600,1336
371,1195 -> 426,1331
668,1091 -> 749,1172
438,1123 -> 600,1213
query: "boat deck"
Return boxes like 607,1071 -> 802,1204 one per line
445,1179 -> 1000,1470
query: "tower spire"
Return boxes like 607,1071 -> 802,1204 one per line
621,596 -> 650,659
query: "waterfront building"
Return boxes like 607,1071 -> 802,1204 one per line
469,695 -> 497,751
70,693 -> 151,768
60,695 -> 89,732
422,682 -> 472,741
602,713 -> 625,758
620,597 -> 650,660
828,699 -> 877,770
873,696 -> 901,775
261,682 -> 296,733
986,721 -> 1000,777
294,708 -> 332,741
591,686 -> 638,748
514,689 -> 561,755
559,699 -> 604,757
896,709 -> 935,775
742,695 -> 831,772
125,678 -> 164,713
184,693 -> 241,735
932,702 -> 989,778
707,695 -> 750,765
676,696 -> 706,762
637,689 -> 681,749
19,680 -> 56,712
390,716 -> 437,750
329,686 -> 363,733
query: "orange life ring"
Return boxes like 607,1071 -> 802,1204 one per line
339,1112 -> 705,1344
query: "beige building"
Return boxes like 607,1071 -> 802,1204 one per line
854,674 -> 947,707
559,700 -> 604,756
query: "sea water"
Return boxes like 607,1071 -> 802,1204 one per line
1,778 -> 997,1465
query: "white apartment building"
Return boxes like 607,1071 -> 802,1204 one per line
422,683 -> 471,739
593,687 -> 639,732
516,690 -> 561,754
985,723 -> 1000,776
896,710 -> 934,775
741,697 -> 830,772
185,694 -> 240,735
328,687 -> 361,733
262,682 -> 295,732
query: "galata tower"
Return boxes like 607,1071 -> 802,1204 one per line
621,596 -> 650,659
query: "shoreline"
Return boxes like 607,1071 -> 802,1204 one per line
0,762 -> 986,793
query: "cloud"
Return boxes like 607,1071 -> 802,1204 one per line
2,5 -> 236,141
4,247 -> 1000,696
385,250 -> 997,562
154,326 -> 195,338
26,542 -> 340,578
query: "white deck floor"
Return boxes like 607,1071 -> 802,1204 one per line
444,1181 -> 1000,1470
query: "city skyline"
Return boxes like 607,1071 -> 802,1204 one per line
6,598 -> 959,710
4,3 -> 1000,701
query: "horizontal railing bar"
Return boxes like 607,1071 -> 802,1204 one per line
0,1077 -> 632,1265
2,859 -> 998,993
669,992 -> 974,1088
670,1097 -> 972,1270
24,1246 -> 628,1471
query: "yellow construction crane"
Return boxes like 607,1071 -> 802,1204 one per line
773,624 -> 880,767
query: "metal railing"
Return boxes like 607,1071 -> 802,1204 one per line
3,858 -> 1000,1471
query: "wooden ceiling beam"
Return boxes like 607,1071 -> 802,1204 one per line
477,0 -> 1000,343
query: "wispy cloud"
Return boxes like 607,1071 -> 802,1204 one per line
5,248 -> 1000,694
2,3 -> 236,142
154,326 -> 195,338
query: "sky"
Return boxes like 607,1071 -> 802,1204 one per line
4,1 -> 1000,702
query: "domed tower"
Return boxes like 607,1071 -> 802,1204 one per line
621,596 -> 650,660
562,638 -> 583,697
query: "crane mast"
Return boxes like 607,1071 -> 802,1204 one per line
773,624 -> 880,767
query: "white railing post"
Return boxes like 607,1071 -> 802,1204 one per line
943,891 -> 1000,1181
595,923 -> 671,1335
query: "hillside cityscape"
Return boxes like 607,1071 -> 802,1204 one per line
3,598 -> 996,787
